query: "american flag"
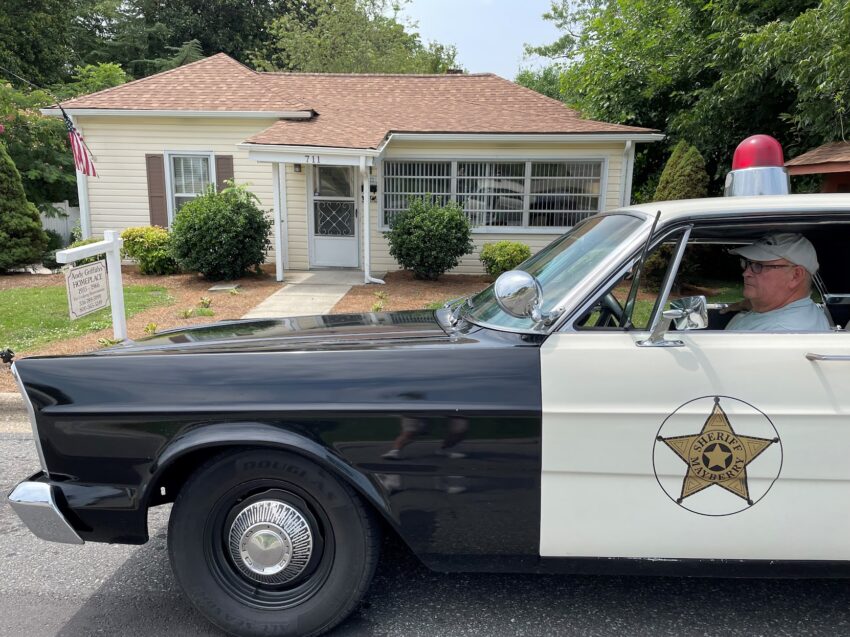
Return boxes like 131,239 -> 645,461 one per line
63,112 -> 97,177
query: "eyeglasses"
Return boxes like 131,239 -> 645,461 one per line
739,258 -> 797,274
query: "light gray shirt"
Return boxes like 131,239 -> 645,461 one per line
725,297 -> 831,332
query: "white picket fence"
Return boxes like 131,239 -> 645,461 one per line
40,201 -> 81,243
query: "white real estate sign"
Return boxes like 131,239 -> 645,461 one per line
64,260 -> 110,319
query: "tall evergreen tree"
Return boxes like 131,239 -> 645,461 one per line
654,141 -> 709,201
0,142 -> 48,271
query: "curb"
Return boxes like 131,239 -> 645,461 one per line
0,392 -> 24,412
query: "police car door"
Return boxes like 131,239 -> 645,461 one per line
539,229 -> 850,562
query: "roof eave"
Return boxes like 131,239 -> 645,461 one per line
40,108 -> 314,120
787,161 -> 850,176
385,132 -> 664,143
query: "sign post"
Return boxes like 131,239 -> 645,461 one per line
56,230 -> 127,341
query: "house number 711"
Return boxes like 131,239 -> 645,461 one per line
304,155 -> 321,164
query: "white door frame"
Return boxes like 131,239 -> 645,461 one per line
307,165 -> 360,268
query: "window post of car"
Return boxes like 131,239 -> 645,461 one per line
637,225 -> 694,347
623,211 -> 661,330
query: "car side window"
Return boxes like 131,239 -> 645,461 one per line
575,241 -> 675,330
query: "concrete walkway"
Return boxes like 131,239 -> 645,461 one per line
242,270 -> 380,319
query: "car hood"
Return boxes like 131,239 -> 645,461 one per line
100,310 -> 448,355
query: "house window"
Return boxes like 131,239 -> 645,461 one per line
170,154 -> 213,214
382,161 -> 451,226
529,161 -> 602,227
382,159 -> 603,229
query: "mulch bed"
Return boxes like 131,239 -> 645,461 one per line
331,270 -> 491,313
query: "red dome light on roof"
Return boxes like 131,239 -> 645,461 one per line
724,134 -> 790,197
731,134 -> 785,170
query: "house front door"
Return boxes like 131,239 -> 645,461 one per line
310,166 -> 359,268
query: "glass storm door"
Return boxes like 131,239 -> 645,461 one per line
310,166 -> 358,267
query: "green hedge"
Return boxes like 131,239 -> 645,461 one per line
479,240 -> 531,277
121,226 -> 178,275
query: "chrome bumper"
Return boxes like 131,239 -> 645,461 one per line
8,481 -> 84,545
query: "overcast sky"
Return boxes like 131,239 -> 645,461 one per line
401,0 -> 561,80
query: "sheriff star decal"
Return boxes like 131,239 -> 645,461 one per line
653,396 -> 782,516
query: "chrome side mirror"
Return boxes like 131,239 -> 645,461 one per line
638,295 -> 707,347
494,270 -> 543,318
494,270 -> 563,325
665,296 -> 708,331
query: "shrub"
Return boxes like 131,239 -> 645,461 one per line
121,226 -> 178,275
384,197 -> 474,280
170,184 -> 272,280
0,141 -> 47,271
479,241 -> 531,277
67,237 -> 104,266
44,229 -> 65,251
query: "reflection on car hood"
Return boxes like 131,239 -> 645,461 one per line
102,310 -> 447,355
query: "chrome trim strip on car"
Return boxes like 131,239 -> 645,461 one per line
11,362 -> 47,473
805,353 -> 850,362
7,481 -> 84,545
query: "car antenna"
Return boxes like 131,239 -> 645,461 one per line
623,210 -> 661,331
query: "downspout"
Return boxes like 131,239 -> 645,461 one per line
621,140 -> 635,207
70,114 -> 92,238
360,155 -> 384,284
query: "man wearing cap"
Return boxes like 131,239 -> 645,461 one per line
724,233 -> 831,331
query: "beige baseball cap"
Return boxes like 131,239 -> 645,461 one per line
730,232 -> 819,275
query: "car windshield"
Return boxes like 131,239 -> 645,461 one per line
465,213 -> 646,331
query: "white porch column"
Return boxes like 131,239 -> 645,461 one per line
360,156 -> 384,284
272,162 -> 287,282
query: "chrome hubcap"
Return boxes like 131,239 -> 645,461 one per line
228,500 -> 313,584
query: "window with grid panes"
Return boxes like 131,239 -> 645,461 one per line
529,161 -> 602,227
171,155 -> 212,212
382,159 -> 603,228
382,161 -> 451,226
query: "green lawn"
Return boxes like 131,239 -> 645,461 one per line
0,285 -> 173,352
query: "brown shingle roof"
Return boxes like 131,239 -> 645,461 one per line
60,54 -> 311,112
62,54 -> 658,148
786,141 -> 850,167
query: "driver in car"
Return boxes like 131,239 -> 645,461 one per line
724,233 -> 831,332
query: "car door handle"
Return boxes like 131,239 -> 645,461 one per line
805,353 -> 850,361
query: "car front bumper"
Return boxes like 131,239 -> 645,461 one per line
8,475 -> 84,545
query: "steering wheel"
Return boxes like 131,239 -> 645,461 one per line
596,293 -> 625,327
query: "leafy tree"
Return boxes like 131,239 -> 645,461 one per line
0,83 -> 76,212
0,141 -> 48,271
515,66 -> 562,100
0,0 -> 76,87
253,0 -> 459,73
0,64 -> 127,212
527,0 -> 837,194
156,0 -> 314,67
54,63 -> 131,100
73,0 -> 316,78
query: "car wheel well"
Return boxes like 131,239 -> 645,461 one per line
147,444 -> 401,542
149,444 -> 282,506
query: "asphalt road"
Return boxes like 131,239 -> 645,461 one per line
2,408 -> 850,637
